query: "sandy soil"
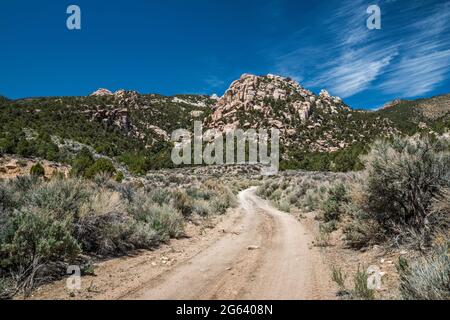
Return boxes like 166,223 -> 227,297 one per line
30,187 -> 334,300
291,210 -> 403,299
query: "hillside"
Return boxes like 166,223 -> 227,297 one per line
205,74 -> 401,172
0,75 -> 449,173
378,94 -> 450,134
205,74 -> 397,153
0,91 -> 215,173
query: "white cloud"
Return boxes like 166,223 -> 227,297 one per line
376,1 -> 450,97
271,0 -> 450,99
379,50 -> 450,97
311,51 -> 396,97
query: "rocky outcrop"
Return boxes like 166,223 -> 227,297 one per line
91,88 -> 113,96
381,99 -> 402,110
0,156 -> 70,180
113,90 -> 140,108
147,125 -> 169,141
201,74 -> 400,154
205,74 -> 347,136
89,108 -> 133,133
90,89 -> 140,107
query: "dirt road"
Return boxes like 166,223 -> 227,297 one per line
31,187 -> 333,300
122,187 -> 333,300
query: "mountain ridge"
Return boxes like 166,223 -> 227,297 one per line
1,74 -> 449,172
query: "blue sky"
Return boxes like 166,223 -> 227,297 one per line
1,0 -> 449,109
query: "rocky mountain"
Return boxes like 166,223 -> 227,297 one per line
205,74 -> 398,153
206,74 -> 322,132
0,74 -> 449,173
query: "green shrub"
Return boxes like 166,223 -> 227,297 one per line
11,175 -> 41,193
28,178 -> 89,219
361,136 -> 450,241
85,158 -> 116,179
321,198 -> 341,222
191,200 -> 211,216
0,174 -> 236,297
76,212 -> 158,255
30,163 -> 45,177
127,221 -> 160,248
320,183 -> 348,222
117,152 -> 150,175
0,183 -> 14,212
127,192 -> 184,240
276,199 -> 291,213
320,220 -> 338,234
171,190 -> 193,216
397,246 -> 450,300
70,148 -> 95,177
343,204 -> 385,249
115,171 -> 124,183
146,204 -> 184,239
301,189 -> 321,211
187,187 -> 213,200
0,207 -> 80,295
209,192 -> 234,215
344,218 -> 383,249
272,189 -> 282,201
352,265 -> 375,300
331,266 -> 348,294
150,188 -> 172,205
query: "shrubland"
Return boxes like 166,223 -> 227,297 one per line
258,134 -> 450,300
0,173 -> 236,298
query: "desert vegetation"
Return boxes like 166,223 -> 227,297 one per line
257,134 -> 450,300
0,172 -> 236,299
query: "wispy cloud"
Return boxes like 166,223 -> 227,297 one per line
378,1 -> 450,97
271,0 -> 450,99
273,0 -> 394,98
379,50 -> 450,97
310,49 -> 397,97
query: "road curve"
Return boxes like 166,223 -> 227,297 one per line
122,187 -> 333,300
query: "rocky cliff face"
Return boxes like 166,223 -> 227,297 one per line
205,74 -> 348,134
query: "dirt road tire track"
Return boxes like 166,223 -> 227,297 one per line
121,187 -> 334,300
